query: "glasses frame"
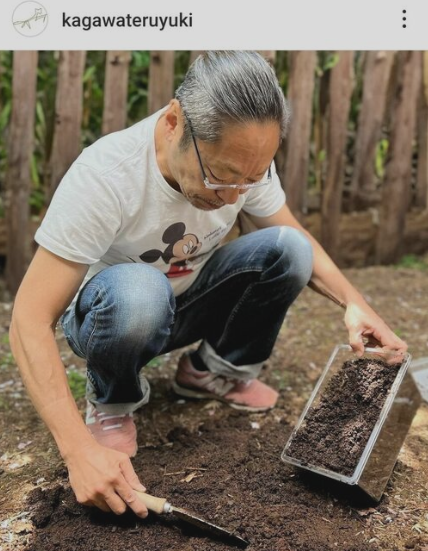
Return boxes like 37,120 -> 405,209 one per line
185,114 -> 272,191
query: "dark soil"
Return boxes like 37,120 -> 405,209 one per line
286,359 -> 401,476
26,413 -> 376,551
1,263 -> 428,551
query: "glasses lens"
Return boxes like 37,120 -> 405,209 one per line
204,174 -> 271,190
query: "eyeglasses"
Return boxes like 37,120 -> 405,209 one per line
185,114 -> 272,191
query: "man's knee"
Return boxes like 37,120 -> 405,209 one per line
85,264 -> 175,341
259,226 -> 313,289
278,226 -> 313,287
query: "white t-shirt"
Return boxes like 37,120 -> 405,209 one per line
34,109 -> 286,310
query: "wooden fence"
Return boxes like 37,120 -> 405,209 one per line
1,50 -> 428,294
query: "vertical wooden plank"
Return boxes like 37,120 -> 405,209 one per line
278,51 -> 316,217
48,51 -> 86,201
313,58 -> 330,197
416,51 -> 428,209
0,52 -> 6,114
376,52 -> 422,264
189,51 -> 204,65
257,51 -> 276,65
320,52 -> 354,260
147,51 -> 175,115
349,51 -> 394,209
102,51 -> 131,136
5,51 -> 38,295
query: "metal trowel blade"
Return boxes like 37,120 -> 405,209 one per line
171,506 -> 249,547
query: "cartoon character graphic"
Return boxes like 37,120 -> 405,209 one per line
139,222 -> 203,278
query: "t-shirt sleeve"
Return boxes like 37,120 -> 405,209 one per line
242,160 -> 286,218
34,163 -> 122,264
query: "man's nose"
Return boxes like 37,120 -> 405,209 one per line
216,188 -> 245,205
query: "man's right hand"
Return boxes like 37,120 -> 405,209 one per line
65,442 -> 149,517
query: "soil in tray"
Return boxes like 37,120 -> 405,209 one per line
286,358 -> 401,477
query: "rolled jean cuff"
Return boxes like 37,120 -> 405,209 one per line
85,372 -> 151,414
198,340 -> 264,381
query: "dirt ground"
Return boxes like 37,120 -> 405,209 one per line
0,264 -> 427,551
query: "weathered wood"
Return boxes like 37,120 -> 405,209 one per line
279,51 -> 316,218
320,52 -> 354,261
5,51 -> 38,295
313,58 -> 330,196
48,51 -> 86,201
257,51 -> 276,65
9,208 -> 428,271
102,51 -> 131,136
376,52 -> 422,264
416,52 -> 428,209
349,51 -> 394,209
148,51 -> 175,115
0,52 -> 6,114
189,51 -> 204,65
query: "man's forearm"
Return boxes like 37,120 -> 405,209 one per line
9,318 -> 95,460
301,228 -> 367,309
248,205 -> 368,310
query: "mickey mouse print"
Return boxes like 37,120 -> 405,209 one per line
139,222 -> 207,278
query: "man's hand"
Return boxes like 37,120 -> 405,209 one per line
65,442 -> 149,517
344,301 -> 407,358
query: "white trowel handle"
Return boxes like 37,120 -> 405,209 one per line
135,490 -> 172,514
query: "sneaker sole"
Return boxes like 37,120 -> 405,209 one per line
172,381 -> 274,413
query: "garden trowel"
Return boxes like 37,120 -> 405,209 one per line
135,490 -> 248,547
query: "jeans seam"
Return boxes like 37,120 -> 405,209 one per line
215,281 -> 256,350
61,315 -> 86,358
176,267 -> 263,312
85,284 -> 107,364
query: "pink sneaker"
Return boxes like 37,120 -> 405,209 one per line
172,354 -> 279,412
85,402 -> 138,458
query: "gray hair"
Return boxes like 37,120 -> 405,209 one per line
175,51 -> 290,150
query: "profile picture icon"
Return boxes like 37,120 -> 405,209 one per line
12,1 -> 48,37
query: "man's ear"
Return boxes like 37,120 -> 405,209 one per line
164,99 -> 183,141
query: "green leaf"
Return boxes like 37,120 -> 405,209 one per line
67,371 -> 87,400
324,53 -> 340,71
0,101 -> 11,132
30,154 -> 40,186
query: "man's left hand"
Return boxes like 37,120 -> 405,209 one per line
344,301 -> 408,358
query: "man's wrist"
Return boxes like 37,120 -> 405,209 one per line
59,431 -> 97,463
343,291 -> 370,311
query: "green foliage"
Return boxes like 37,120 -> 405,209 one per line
147,357 -> 162,368
0,352 -> 15,368
316,52 -> 339,77
67,370 -> 87,400
82,52 -> 105,147
0,51 -> 387,224
395,254 -> 428,270
375,138 -> 389,179
0,101 -> 11,132
128,51 -> 150,123
274,51 -> 289,92
174,51 -> 191,90
0,51 -> 13,215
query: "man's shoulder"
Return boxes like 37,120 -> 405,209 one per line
77,111 -> 159,177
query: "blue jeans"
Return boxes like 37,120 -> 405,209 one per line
61,227 -> 313,414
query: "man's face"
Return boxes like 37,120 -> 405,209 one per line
160,103 -> 281,211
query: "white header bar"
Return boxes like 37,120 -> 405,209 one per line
1,0 -> 426,50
